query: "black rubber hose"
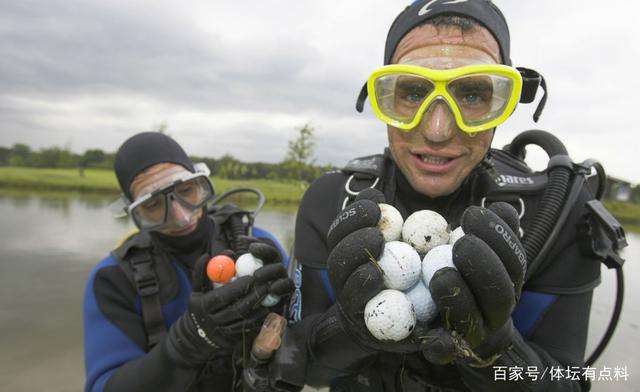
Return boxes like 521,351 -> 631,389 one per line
586,268 -> 624,366
506,130 -> 571,268
523,167 -> 572,269
228,214 -> 249,254
507,129 -> 568,159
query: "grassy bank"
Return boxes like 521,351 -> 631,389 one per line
2,167 -> 640,230
0,167 -> 306,204
603,201 -> 640,233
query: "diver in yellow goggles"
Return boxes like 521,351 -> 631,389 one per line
356,64 -> 546,134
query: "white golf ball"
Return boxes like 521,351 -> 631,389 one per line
234,253 -> 280,308
402,210 -> 449,254
422,244 -> 456,286
404,281 -> 438,323
449,227 -> 465,245
377,241 -> 422,290
235,253 -> 264,277
377,203 -> 404,242
364,289 -> 416,341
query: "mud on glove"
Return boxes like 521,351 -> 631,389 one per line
165,247 -> 294,368
421,202 -> 526,367
326,189 -> 422,353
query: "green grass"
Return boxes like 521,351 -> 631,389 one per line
0,167 -> 306,205
603,201 -> 640,233
1,167 -> 639,229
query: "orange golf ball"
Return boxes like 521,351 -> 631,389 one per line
206,255 -> 236,284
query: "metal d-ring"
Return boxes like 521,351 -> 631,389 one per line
481,197 -> 526,220
342,174 -> 380,210
481,197 -> 526,237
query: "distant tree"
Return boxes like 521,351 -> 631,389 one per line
631,184 -> 640,203
9,143 -> 31,166
281,124 -> 319,182
0,147 -> 10,166
82,149 -> 106,167
154,121 -> 169,135
11,143 -> 30,157
31,146 -> 78,168
285,124 -> 316,165
215,154 -> 249,179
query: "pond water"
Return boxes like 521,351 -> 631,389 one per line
0,190 -> 637,391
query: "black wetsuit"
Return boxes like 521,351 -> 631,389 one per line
294,150 -> 601,391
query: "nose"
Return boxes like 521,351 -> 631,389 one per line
168,197 -> 192,227
418,98 -> 456,143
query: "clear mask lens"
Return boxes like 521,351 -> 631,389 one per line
375,73 -> 435,126
447,74 -> 513,126
130,176 -> 213,230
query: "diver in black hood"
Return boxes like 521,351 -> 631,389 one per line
83,132 -> 294,391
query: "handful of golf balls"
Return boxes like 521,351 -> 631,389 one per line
364,204 -> 464,342
206,253 -> 280,307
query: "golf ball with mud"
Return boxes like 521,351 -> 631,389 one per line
377,203 -> 404,242
364,289 -> 416,341
377,241 -> 422,290
402,210 -> 449,254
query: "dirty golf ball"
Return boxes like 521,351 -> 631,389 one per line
402,210 -> 449,254
449,227 -> 465,244
377,203 -> 403,242
206,255 -> 236,284
404,281 -> 438,323
235,253 -> 280,307
364,289 -> 416,341
377,241 -> 422,290
422,244 -> 456,286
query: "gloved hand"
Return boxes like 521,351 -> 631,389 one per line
421,202 -> 526,367
164,244 -> 295,367
326,189 -> 422,353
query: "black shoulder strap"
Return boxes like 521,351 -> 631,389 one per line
128,250 -> 166,348
113,233 -> 167,349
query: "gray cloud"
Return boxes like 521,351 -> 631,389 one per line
1,0 -> 638,181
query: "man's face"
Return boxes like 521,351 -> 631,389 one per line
387,23 -> 500,198
129,162 -> 203,236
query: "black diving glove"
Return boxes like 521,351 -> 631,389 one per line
326,189 -> 422,353
421,202 -> 526,367
165,246 -> 294,368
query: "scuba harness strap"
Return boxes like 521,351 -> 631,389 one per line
128,251 -> 166,348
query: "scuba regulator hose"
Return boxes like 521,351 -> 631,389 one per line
505,130 -> 625,366
506,130 -> 571,278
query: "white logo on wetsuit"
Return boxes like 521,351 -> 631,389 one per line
418,0 -> 470,16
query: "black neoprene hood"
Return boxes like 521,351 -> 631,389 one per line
114,132 -> 195,201
384,0 -> 512,65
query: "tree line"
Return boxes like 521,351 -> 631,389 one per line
0,124 -> 333,183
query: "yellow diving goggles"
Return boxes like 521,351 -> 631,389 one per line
357,64 -> 527,134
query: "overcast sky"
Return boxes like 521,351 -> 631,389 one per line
1,1 -> 639,182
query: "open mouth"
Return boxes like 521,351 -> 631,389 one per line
419,154 -> 453,165
411,152 -> 460,173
